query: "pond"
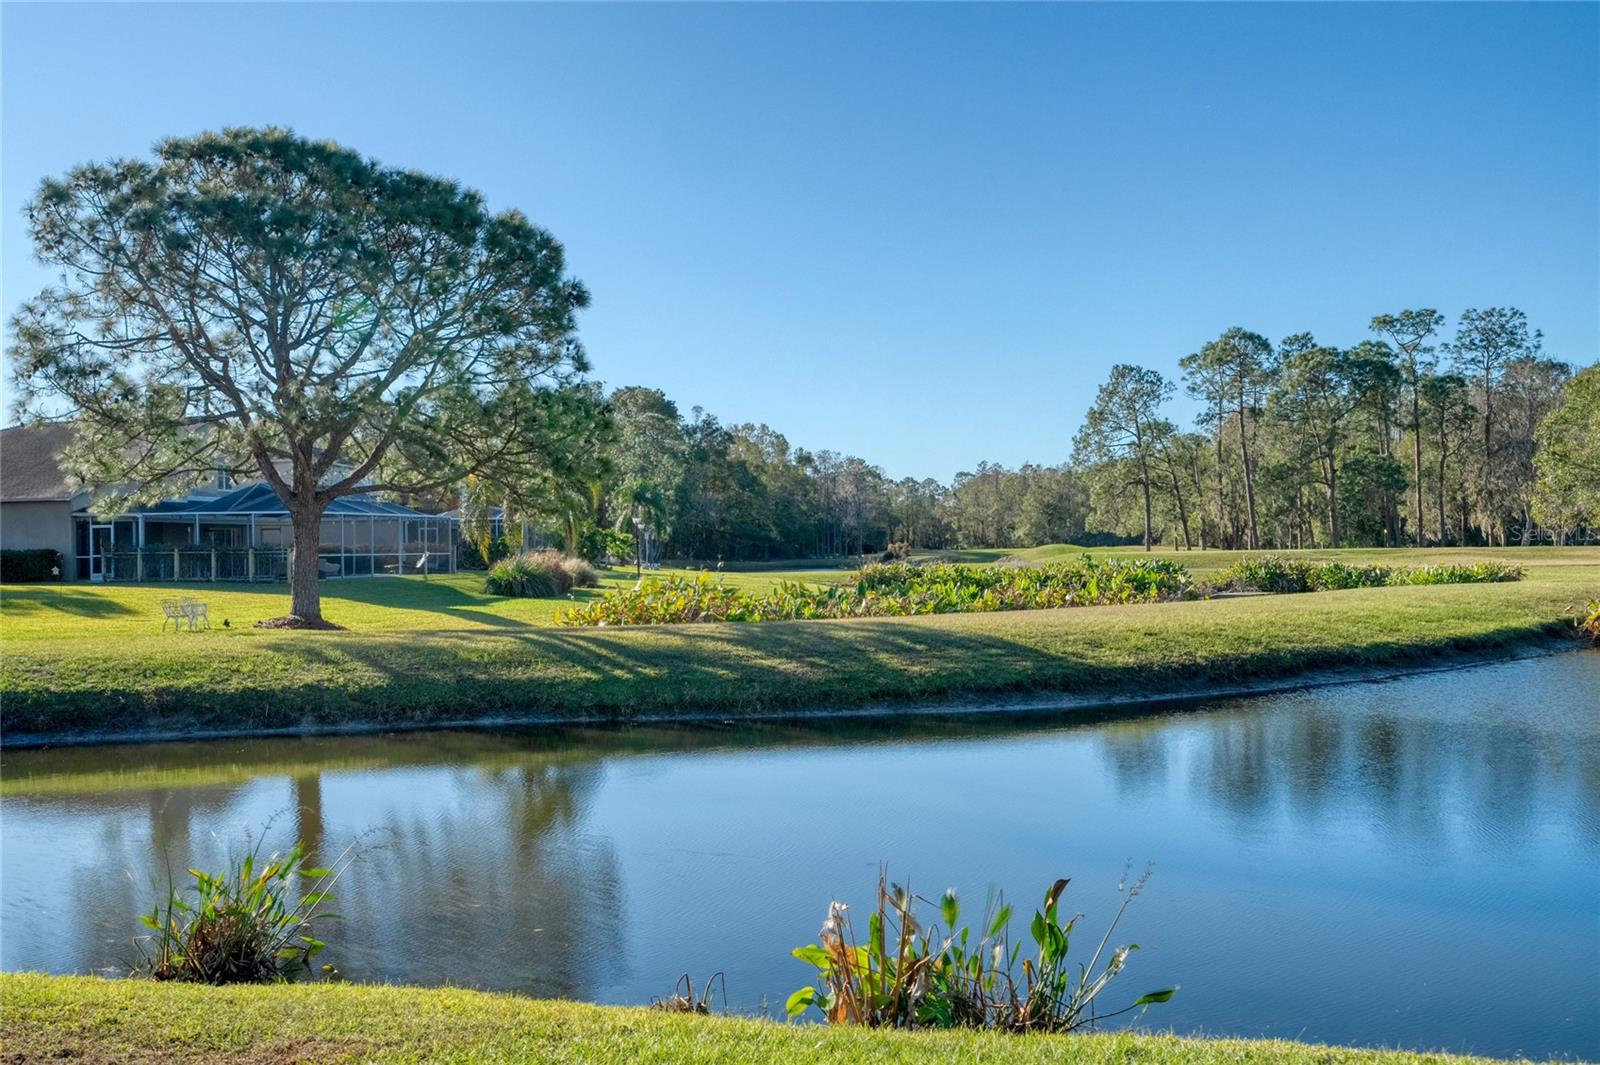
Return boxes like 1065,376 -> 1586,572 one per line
3,651 -> 1597,1060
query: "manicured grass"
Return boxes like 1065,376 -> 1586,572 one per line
0,564 -> 839,639
945,543 -> 1600,577
2,548 -> 1595,741
0,973 -> 1554,1065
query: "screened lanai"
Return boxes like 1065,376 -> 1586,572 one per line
72,481 -> 457,582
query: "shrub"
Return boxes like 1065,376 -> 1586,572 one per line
485,550 -> 591,597
1387,561 -> 1525,585
485,554 -> 554,598
561,556 -> 600,589
1216,555 -> 1525,594
786,867 -> 1173,1032
559,573 -> 750,624
880,542 -> 911,562
0,549 -> 63,582
138,838 -> 350,985
575,526 -> 636,563
1579,599 -> 1600,642
556,555 -> 1191,626
460,534 -> 514,571
527,550 -> 576,595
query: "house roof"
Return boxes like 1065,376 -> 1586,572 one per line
0,423 -> 80,503
1,421 -> 452,520
133,480 -> 451,520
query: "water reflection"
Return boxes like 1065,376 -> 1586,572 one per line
3,652 -> 1597,1060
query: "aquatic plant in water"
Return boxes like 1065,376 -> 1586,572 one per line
650,972 -> 727,1014
786,867 -> 1174,1032
1579,599 -> 1600,643
137,837 -> 352,984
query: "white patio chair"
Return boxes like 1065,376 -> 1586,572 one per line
180,598 -> 211,631
160,599 -> 186,633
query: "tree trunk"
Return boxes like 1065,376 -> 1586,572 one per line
1139,457 -> 1153,551
289,505 -> 324,621
1412,388 -> 1426,546
1481,383 -> 1494,545
1327,454 -> 1340,548
1185,457 -> 1207,550
1436,444 -> 1449,547
1166,464 -> 1192,550
1237,400 -> 1260,550
1213,397 -> 1228,548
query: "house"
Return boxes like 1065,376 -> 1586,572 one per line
0,423 -> 90,577
0,423 -> 457,581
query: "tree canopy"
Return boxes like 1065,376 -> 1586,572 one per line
1533,365 -> 1600,535
1073,364 -> 1173,550
9,128 -> 591,621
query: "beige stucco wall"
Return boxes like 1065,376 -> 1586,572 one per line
0,500 -> 78,578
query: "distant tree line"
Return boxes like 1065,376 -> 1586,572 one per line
1074,308 -> 1589,552
489,307 -> 1594,562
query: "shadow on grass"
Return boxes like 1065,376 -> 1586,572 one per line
270,613 -> 1574,721
3,590 -> 1578,739
317,577 -> 538,630
0,587 -> 139,619
317,572 -> 663,631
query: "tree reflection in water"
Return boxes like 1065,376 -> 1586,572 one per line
2,652 -> 1596,1060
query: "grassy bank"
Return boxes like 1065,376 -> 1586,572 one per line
0,973 -> 1553,1065
0,563 -> 835,635
2,548 -> 1595,742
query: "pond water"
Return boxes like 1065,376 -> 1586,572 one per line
3,652 -> 1597,1060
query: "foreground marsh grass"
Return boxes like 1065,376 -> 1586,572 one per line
2,548 -> 1595,740
0,973 -> 1561,1065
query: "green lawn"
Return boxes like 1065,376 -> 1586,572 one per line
2,547 -> 1595,741
0,973 -> 1560,1065
0,563 -> 840,638
938,542 -> 1600,576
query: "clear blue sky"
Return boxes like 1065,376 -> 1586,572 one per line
3,3 -> 1595,481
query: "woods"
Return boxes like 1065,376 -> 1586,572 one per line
491,309 -> 1591,561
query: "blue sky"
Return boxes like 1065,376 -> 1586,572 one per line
3,3 -> 1595,481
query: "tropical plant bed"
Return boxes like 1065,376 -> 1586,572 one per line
557,556 -> 1192,625
1213,556 -> 1525,595
0,973 -> 1553,1065
555,555 -> 1529,627
556,550 -> 1529,626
